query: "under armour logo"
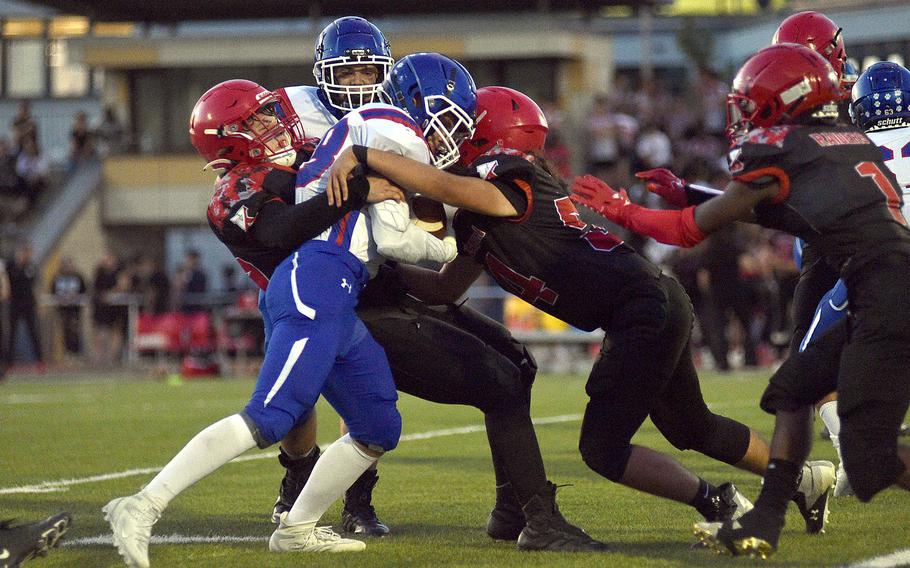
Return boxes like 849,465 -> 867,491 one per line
341,278 -> 353,294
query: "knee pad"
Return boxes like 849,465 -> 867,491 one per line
346,400 -> 402,452
241,405 -> 302,449
578,430 -> 633,482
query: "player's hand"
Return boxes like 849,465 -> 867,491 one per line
570,175 -> 632,224
635,168 -> 688,207
365,175 -> 405,203
327,147 -> 360,207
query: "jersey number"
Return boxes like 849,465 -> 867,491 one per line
553,197 -> 623,251
878,142 -> 910,162
855,161 -> 908,227
485,253 -> 558,306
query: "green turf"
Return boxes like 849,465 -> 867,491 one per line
1,370 -> 907,567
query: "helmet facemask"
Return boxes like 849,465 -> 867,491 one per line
205,94 -> 303,170
421,95 -> 476,169
314,54 -> 393,112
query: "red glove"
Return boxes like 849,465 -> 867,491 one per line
570,175 -> 635,226
635,168 -> 688,208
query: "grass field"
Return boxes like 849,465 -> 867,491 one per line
1,370 -> 908,567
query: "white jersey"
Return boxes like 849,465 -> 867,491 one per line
295,103 -> 455,274
867,126 -> 910,220
276,85 -> 338,140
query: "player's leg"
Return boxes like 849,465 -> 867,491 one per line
694,318 -> 845,557
271,412 -> 320,523
336,417 -> 387,536
295,321 -> 399,536
579,276 -> 740,518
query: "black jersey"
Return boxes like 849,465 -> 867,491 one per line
206,159 -> 366,291
730,125 -> 910,274
453,151 -> 661,331
207,163 -> 298,290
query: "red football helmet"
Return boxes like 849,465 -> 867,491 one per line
772,11 -> 846,81
726,43 -> 843,143
458,86 -> 548,167
189,79 -> 304,170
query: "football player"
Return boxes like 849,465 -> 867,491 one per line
269,16 -> 397,535
325,85 -> 835,541
103,74 -> 464,567
570,44 -> 910,558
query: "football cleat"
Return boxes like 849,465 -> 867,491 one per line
693,507 -> 784,559
701,482 -> 754,523
271,446 -> 320,524
833,463 -> 854,497
516,483 -> 610,552
102,493 -> 160,568
341,469 -> 389,537
793,460 -> 835,534
0,512 -> 71,568
270,514 -> 365,552
900,423 -> 910,437
486,483 -> 525,541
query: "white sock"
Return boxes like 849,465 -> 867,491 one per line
285,434 -> 377,525
141,414 -> 256,510
818,400 -> 843,456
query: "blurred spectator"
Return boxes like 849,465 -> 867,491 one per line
173,250 -> 207,312
95,106 -> 125,157
0,138 -> 25,219
50,257 -> 87,355
221,264 -> 239,294
69,111 -> 95,171
133,256 -> 170,314
694,69 -> 729,137
701,224 -> 759,371
5,243 -> 43,364
543,130 -> 572,179
0,257 -> 8,377
634,121 -> 673,171
15,138 -> 48,206
11,101 -> 37,154
585,95 -> 621,175
92,251 -> 124,366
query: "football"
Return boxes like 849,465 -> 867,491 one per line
410,195 -> 448,238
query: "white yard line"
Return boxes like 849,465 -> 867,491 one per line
64,534 -> 268,547
843,549 -> 910,568
0,414 -> 584,495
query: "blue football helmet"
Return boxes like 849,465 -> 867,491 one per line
850,61 -> 910,131
313,16 -> 393,112
381,52 -> 477,169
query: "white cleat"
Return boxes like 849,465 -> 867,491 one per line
102,494 -> 160,568
794,460 -> 836,534
833,463 -> 854,497
270,515 -> 366,553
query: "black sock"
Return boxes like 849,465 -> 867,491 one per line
755,459 -> 801,517
484,406 -> 548,505
689,478 -> 721,518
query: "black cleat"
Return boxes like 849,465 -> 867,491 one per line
0,512 -> 71,568
516,483 -> 610,552
271,446 -> 320,524
486,483 -> 525,541
693,506 -> 784,559
341,469 -> 389,537
699,482 -> 754,523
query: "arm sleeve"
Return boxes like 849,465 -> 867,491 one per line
369,199 -> 457,264
250,175 -> 369,249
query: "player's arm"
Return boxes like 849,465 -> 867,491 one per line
369,199 -> 457,264
328,146 -> 519,217
393,254 -> 484,305
251,174 -> 402,249
636,168 -> 723,207
570,175 -> 779,247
